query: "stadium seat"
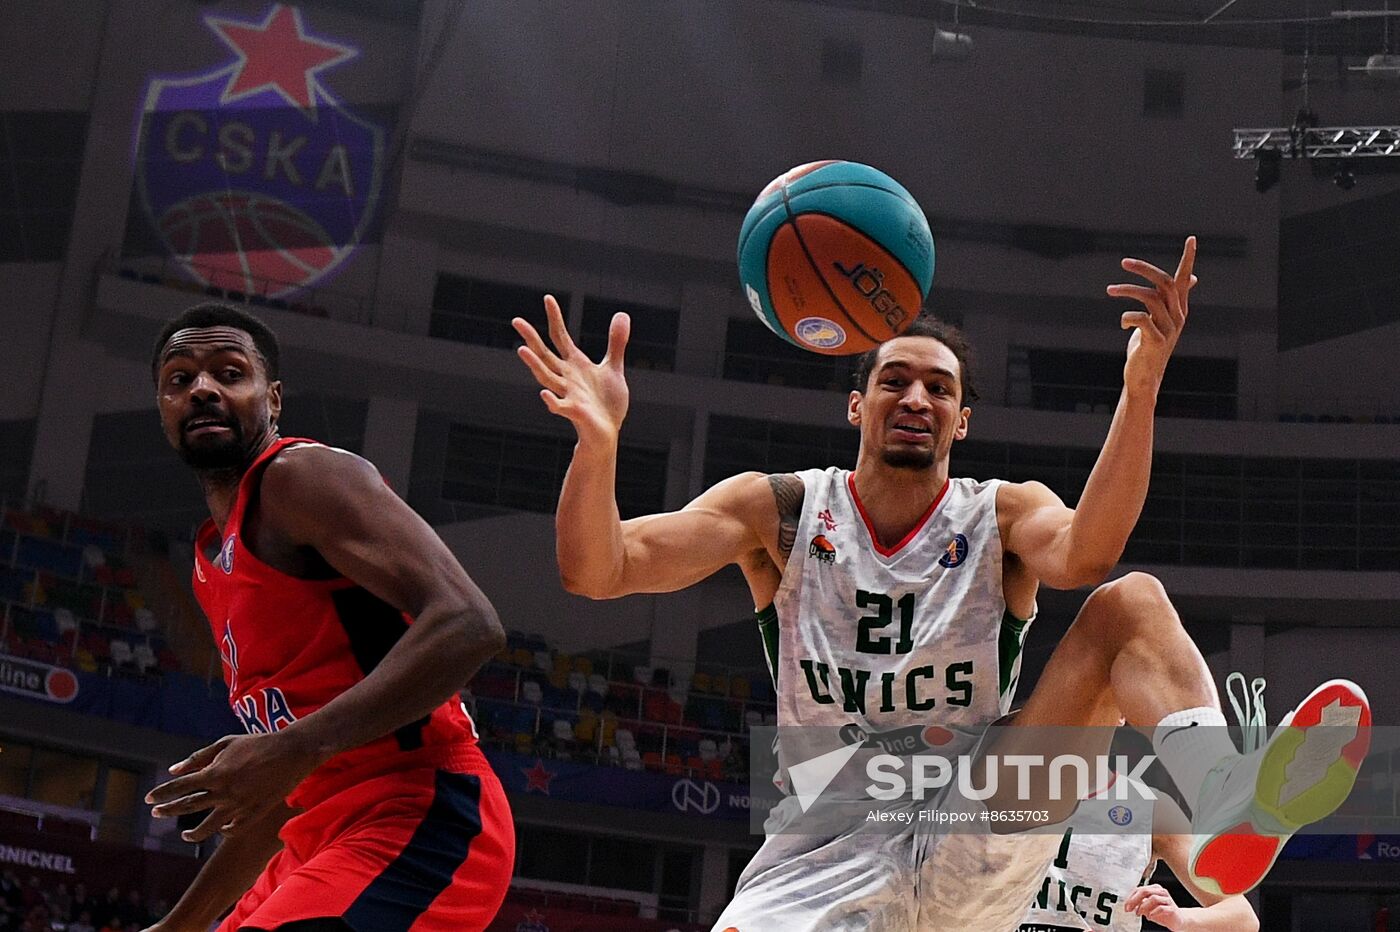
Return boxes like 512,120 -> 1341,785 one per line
731,676 -> 751,700
135,607 -> 158,633
692,671 -> 712,693
521,680 -> 544,704
571,656 -> 593,676
641,751 -> 662,771
621,748 -> 642,771
109,638 -> 134,669
133,642 -> 157,674
698,738 -> 718,761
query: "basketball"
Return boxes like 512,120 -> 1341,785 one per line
737,160 -> 935,356
158,191 -> 340,298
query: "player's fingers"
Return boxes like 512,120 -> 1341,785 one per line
181,806 -> 229,843
150,790 -> 213,819
603,312 -> 631,371
512,317 -> 564,373
1174,235 -> 1197,285
517,346 -> 568,395
1120,257 -> 1173,292
544,295 -> 580,358
1106,283 -> 1167,309
165,736 -> 231,777
1119,311 -> 1164,342
146,768 -> 216,806
540,390 -> 568,418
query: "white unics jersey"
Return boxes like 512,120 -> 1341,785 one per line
761,468 -> 1032,758
1018,782 -> 1157,932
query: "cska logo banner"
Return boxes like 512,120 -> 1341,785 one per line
134,4 -> 384,298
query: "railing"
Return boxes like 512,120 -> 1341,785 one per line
110,252 -> 1400,426
1007,379 -> 1239,421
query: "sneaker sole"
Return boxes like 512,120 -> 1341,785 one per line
1190,679 -> 1370,896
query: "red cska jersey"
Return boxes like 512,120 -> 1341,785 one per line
192,437 -> 488,809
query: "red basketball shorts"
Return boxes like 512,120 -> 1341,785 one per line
220,766 -> 514,932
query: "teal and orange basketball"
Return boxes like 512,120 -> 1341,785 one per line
737,160 -> 935,356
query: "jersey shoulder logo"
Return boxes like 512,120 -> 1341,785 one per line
938,533 -> 969,568
808,534 -> 837,564
216,535 -> 236,574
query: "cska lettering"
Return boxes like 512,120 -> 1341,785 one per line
800,658 -> 973,713
232,686 -> 299,734
163,112 -> 355,195
831,259 -> 910,331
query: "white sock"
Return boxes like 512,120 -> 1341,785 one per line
1152,706 -> 1235,811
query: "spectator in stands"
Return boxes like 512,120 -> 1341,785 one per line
98,914 -> 123,932
48,882 -> 72,922
117,889 -> 145,928
69,910 -> 96,932
97,887 -> 123,927
72,883 -> 97,923
0,870 -> 19,910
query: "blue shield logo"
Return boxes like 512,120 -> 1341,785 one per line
134,4 -> 384,298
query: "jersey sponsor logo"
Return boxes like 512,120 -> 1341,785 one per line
215,535 -> 236,574
938,533 -> 969,568
838,722 -> 956,754
808,534 -> 837,564
1109,804 -> 1133,826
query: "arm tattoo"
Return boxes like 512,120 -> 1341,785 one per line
768,473 -> 805,561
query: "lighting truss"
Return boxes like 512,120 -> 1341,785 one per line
1232,126 -> 1400,159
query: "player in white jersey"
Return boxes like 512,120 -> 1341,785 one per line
1019,782 -> 1258,932
511,236 -> 1369,929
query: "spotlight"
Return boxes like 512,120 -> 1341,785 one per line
931,28 -> 973,61
1255,147 -> 1282,193
1333,160 -> 1357,190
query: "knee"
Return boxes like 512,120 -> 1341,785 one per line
1077,572 -> 1179,636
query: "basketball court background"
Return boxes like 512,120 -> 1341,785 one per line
0,1 -> 1397,928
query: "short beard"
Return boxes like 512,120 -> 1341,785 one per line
881,446 -> 935,470
178,422 -> 250,471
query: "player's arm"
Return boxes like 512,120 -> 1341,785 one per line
144,802 -> 294,932
1000,237 -> 1198,589
1124,799 -> 1260,932
512,297 -> 779,597
147,445 -> 505,842
590,471 -> 781,596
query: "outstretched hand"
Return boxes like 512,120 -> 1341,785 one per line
512,295 -> 631,446
1108,235 -> 1197,395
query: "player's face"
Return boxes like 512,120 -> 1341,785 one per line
849,336 -> 970,470
155,326 -> 281,470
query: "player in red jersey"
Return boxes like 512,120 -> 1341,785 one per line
143,304 -> 514,932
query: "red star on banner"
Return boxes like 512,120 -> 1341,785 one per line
206,4 -> 355,111
521,758 -> 556,795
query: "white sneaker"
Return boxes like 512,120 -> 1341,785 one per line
1188,678 -> 1370,896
